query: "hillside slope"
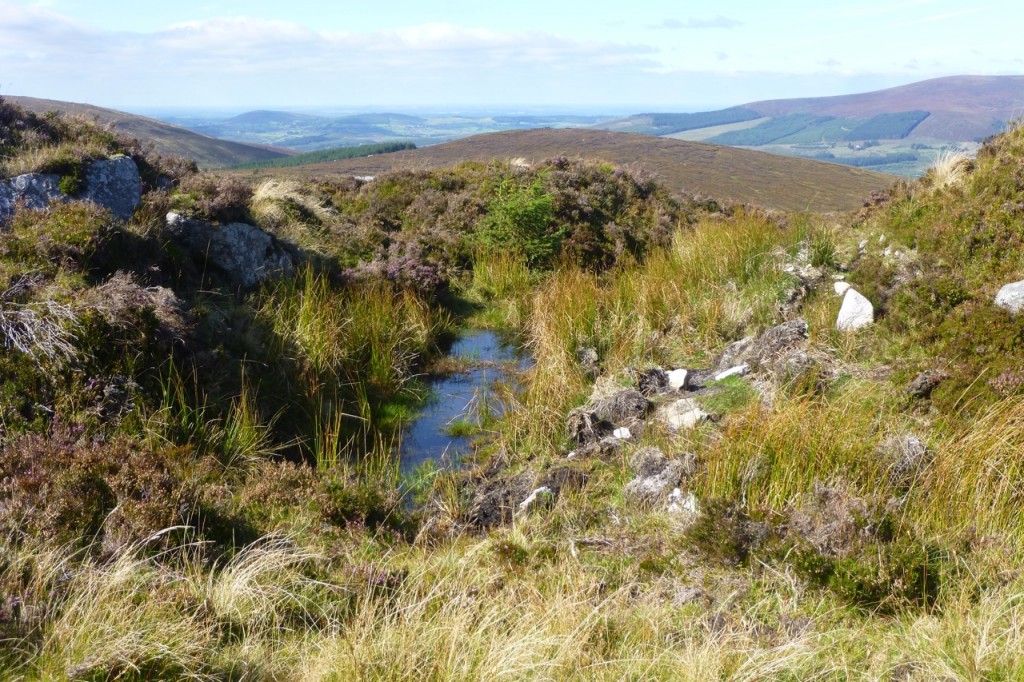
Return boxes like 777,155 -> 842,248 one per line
8,96 -> 294,168
744,75 -> 1024,141
260,128 -> 891,212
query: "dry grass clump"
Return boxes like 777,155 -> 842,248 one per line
0,277 -> 78,369
926,149 -> 972,190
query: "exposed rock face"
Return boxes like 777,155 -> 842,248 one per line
0,156 -> 142,225
995,281 -> 1024,314
624,447 -> 696,504
836,288 -> 874,331
0,173 -> 64,223
165,212 -> 295,290
82,156 -> 142,222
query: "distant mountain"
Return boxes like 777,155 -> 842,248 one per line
743,75 -> 1024,141
248,128 -> 892,213
597,76 -> 1024,176
7,96 -> 294,169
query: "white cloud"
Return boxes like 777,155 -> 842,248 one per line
651,16 -> 743,30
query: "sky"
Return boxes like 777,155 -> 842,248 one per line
1,0 -> 1022,114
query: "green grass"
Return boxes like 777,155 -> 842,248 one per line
10,101 -> 1024,681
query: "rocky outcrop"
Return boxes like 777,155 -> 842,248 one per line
0,156 -> 142,225
165,212 -> 295,290
82,156 -> 142,222
0,173 -> 64,223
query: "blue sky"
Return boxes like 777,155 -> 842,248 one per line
1,0 -> 1021,113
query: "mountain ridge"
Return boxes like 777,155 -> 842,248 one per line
6,95 -> 295,169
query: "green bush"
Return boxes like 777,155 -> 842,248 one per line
477,175 -> 560,266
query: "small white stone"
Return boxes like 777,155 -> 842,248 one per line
834,281 -> 852,297
566,450 -> 577,460
613,427 -> 632,440
995,281 -> 1024,314
667,368 -> 688,390
859,239 -> 868,251
879,234 -> 887,244
714,364 -> 750,381
836,288 -> 874,331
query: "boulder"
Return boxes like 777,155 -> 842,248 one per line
0,173 -> 64,223
995,281 -> 1024,314
655,398 -> 708,430
82,156 -> 142,222
836,289 -> 874,331
165,212 -> 295,290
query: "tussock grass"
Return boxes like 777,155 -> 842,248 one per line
927,149 -> 971,190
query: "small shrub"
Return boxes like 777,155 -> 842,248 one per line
683,498 -> 773,566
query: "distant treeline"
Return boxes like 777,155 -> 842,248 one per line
710,114 -> 833,146
231,142 -> 416,170
815,152 -> 919,167
842,111 -> 929,140
709,110 -> 931,146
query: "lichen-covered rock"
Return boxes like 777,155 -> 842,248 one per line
165,212 -> 295,289
624,447 -> 696,504
1,157 -> 142,225
0,172 -> 64,223
82,156 -> 141,222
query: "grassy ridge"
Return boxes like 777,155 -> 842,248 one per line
256,128 -> 893,213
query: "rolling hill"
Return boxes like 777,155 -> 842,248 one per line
250,128 -> 892,213
598,75 -> 1024,176
6,96 -> 294,169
